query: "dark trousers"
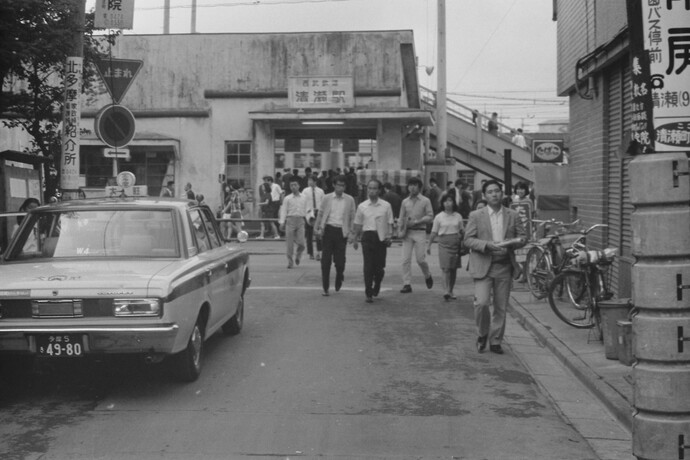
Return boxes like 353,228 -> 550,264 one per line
361,230 -> 387,297
320,225 -> 347,292
305,211 -> 322,256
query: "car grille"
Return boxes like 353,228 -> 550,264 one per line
0,299 -> 114,319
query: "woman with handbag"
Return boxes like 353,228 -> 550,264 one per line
427,194 -> 465,301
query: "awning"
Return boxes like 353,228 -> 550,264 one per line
249,107 -> 434,126
356,169 -> 422,186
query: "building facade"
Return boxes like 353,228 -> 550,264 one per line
555,0 -> 634,296
78,31 -> 432,213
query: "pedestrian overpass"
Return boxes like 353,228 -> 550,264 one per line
419,86 -> 535,185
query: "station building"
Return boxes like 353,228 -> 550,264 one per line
79,30 -> 433,212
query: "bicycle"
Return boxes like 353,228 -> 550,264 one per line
547,244 -> 618,339
524,219 -> 581,299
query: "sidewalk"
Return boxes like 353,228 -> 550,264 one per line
508,283 -> 634,431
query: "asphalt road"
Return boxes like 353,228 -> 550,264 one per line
0,242 -> 599,459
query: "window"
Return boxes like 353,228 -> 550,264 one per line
189,208 -> 221,253
81,147 -> 174,196
225,141 -> 252,190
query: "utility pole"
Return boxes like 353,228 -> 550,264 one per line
436,0 -> 447,163
59,0 -> 85,199
191,0 -> 198,33
164,0 -> 171,34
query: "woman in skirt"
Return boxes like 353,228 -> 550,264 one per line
427,194 -> 465,301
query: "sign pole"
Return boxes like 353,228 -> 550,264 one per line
59,0 -> 85,200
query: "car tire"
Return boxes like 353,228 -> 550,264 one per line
222,293 -> 244,336
171,318 -> 204,382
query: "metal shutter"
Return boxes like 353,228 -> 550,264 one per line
605,61 -> 633,297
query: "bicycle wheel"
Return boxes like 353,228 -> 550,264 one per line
548,270 -> 596,329
525,246 -> 551,299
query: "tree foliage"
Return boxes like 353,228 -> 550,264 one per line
0,0 -> 117,198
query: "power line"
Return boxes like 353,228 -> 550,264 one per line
138,0 -> 351,10
448,92 -> 567,104
449,0 -> 517,92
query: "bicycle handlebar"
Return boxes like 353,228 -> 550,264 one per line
532,218 -> 581,232
582,223 -> 608,234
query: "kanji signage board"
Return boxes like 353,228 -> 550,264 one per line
60,56 -> 83,190
95,59 -> 143,104
288,76 -> 354,109
95,0 -> 135,30
636,0 -> 690,152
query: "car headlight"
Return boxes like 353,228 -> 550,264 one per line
113,299 -> 162,317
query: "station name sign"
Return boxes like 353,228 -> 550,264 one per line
288,76 -> 354,109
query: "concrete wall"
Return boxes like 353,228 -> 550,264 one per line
87,31 -> 413,111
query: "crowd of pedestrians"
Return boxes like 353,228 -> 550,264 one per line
263,172 -> 529,355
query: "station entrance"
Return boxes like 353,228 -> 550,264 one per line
273,128 -> 378,176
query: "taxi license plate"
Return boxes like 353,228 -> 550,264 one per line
35,334 -> 85,358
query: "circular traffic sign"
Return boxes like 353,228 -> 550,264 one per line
94,104 -> 136,148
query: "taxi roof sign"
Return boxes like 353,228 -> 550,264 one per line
106,172 -> 147,197
105,185 -> 148,198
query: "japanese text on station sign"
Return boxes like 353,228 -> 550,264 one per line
288,76 -> 354,109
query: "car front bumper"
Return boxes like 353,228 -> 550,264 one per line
0,323 -> 180,355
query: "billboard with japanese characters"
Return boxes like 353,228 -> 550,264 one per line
637,0 -> 690,152
288,76 -> 354,109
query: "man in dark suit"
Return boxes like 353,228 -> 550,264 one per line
314,175 -> 356,296
464,180 -> 526,354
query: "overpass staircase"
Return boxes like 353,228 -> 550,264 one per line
419,86 -> 534,184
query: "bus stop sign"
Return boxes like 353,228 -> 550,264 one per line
94,104 -> 136,149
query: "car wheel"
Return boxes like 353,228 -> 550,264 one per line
171,318 -> 204,382
222,293 -> 244,336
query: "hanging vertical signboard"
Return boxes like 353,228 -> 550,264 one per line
60,57 -> 83,191
626,0 -> 656,154
95,0 -> 135,30
640,0 -> 690,152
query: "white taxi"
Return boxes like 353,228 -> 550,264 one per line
0,196 -> 250,382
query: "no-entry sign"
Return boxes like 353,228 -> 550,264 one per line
94,104 -> 136,149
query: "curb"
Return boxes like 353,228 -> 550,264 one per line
508,295 -> 633,432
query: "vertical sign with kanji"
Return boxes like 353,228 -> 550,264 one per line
641,0 -> 690,152
288,76 -> 354,109
60,57 -> 82,190
626,0 -> 656,154
95,0 -> 135,30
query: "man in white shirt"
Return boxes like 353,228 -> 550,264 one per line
511,128 -> 528,149
397,177 -> 434,293
314,175 -> 356,296
279,178 -> 309,269
464,180 -> 526,354
302,176 -> 325,261
351,180 -> 394,303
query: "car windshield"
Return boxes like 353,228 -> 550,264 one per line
5,209 -> 179,261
